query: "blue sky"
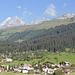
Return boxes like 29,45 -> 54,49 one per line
0,0 -> 75,23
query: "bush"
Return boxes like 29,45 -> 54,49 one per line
28,70 -> 34,74
71,64 -> 75,67
53,70 -> 64,75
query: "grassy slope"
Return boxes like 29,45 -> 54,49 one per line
0,52 -> 75,66
32,19 -> 72,30
42,52 -> 75,64
0,72 -> 40,75
0,52 -> 75,75
0,18 -> 74,40
0,72 -> 75,75
67,72 -> 75,75
0,72 -> 24,75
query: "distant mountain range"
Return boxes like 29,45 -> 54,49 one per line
58,13 -> 75,19
0,13 -> 75,52
27,18 -> 49,25
0,13 -> 75,41
0,16 -> 25,28
0,13 -> 75,29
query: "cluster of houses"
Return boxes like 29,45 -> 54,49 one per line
0,58 -> 75,74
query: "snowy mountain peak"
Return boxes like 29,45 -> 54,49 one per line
14,16 -> 21,20
0,17 -> 11,26
12,16 -> 25,25
28,18 -> 49,25
0,16 -> 25,28
7,17 -> 11,20
58,13 -> 75,19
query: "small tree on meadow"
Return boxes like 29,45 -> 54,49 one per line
53,70 -> 64,75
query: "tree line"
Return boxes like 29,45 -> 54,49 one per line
0,23 -> 75,54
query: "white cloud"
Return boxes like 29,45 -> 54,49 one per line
64,3 -> 67,6
44,3 -> 56,16
23,11 -> 32,16
29,12 -> 32,15
21,9 -> 32,22
23,11 -> 28,15
17,6 -> 21,9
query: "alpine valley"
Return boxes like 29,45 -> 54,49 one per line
0,13 -> 75,53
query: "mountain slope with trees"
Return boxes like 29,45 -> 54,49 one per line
19,23 -> 75,52
0,23 -> 75,53
0,14 -> 75,41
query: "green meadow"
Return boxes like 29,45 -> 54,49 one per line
0,52 -> 75,66
0,72 -> 75,75
0,52 -> 75,75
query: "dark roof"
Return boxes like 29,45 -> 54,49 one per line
63,67 -> 75,70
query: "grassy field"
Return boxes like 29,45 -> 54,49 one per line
67,72 -> 75,75
0,72 -> 42,75
0,52 -> 75,66
0,52 -> 75,75
0,72 -> 75,75
0,72 -> 24,75
0,72 -> 44,75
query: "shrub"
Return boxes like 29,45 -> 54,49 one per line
28,70 -> 34,74
53,70 -> 64,75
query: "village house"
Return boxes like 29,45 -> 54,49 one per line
0,66 -> 5,72
13,64 -> 33,73
33,63 -> 41,74
47,68 -> 55,74
1,58 -> 13,62
0,60 -> 74,74
59,61 -> 70,67
42,66 -> 55,74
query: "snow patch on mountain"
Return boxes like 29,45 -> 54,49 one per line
0,16 -> 25,28
58,13 -> 75,19
28,18 -> 49,25
0,17 -> 11,26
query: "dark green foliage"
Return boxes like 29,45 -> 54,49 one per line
0,23 -> 75,54
8,29 -> 45,41
54,57 -> 58,62
0,40 -> 19,53
71,64 -> 75,67
28,70 -> 34,74
53,70 -> 64,75
19,23 -> 75,52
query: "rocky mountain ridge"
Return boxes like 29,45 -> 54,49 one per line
0,16 -> 25,28
58,13 -> 75,19
0,13 -> 75,29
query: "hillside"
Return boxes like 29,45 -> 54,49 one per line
19,23 -> 75,52
0,15 -> 75,41
0,14 -> 75,53
0,23 -> 75,55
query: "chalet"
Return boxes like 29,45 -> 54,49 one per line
2,58 -> 13,62
21,64 -> 33,70
42,61 -> 54,68
34,69 -> 41,74
47,68 -> 54,74
22,69 -> 28,73
43,61 -> 54,66
13,64 -> 33,73
59,61 -> 70,66
62,67 -> 73,74
42,67 -> 48,74
0,66 -> 4,72
42,67 -> 54,74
